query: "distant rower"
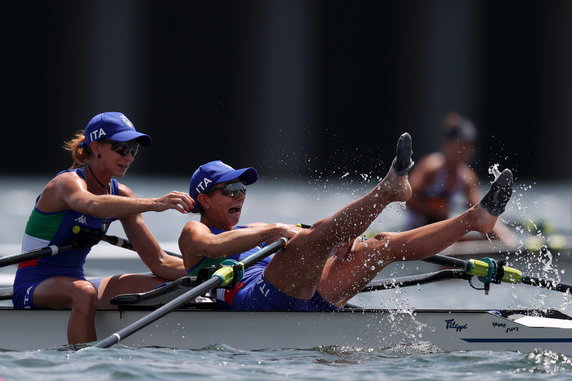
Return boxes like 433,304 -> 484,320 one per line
405,111 -> 515,244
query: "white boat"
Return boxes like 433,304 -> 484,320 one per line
2,237 -> 572,355
1,305 -> 572,356
0,270 -> 571,354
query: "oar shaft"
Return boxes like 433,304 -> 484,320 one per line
94,276 -> 221,348
0,287 -> 13,301
424,252 -> 572,294
361,269 -> 471,292
423,254 -> 469,270
0,243 -> 76,267
73,225 -> 183,259
93,237 -> 287,348
241,238 -> 287,267
522,276 -> 572,293
98,234 -> 134,251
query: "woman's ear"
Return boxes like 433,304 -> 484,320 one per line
197,193 -> 210,210
90,141 -> 103,159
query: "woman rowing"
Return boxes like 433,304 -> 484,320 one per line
12,112 -> 194,344
179,133 -> 514,311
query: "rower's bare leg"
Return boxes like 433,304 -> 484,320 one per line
34,277 -> 98,344
265,133 -> 414,299
318,169 -> 514,307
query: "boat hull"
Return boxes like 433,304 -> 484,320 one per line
1,307 -> 572,356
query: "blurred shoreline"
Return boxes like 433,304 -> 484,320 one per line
1,176 -> 571,245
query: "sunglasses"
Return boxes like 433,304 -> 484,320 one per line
101,139 -> 140,157
208,182 -> 247,198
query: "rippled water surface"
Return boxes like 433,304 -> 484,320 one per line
1,345 -> 572,381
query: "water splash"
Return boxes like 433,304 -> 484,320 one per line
522,349 -> 572,374
488,163 -> 502,181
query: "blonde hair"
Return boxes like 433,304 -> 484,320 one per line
63,131 -> 92,168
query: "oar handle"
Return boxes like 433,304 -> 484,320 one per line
93,237 -> 288,349
72,225 -> 183,259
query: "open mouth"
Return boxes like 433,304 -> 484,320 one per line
228,207 -> 241,215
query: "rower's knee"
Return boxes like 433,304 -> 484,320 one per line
371,231 -> 417,260
361,231 -> 401,258
71,281 -> 98,317
288,219 -> 328,248
304,217 -> 353,247
371,231 -> 396,244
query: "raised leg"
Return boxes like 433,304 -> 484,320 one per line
317,169 -> 514,307
265,133 -> 414,299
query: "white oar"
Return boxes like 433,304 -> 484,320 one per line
92,237 -> 288,349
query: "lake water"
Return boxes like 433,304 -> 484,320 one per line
1,175 -> 572,380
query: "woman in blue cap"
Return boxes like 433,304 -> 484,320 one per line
179,133 -> 514,311
12,112 -> 195,344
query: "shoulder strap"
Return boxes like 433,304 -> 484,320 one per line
110,178 -> 120,195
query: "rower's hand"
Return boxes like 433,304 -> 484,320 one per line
267,223 -> 303,242
153,191 -> 195,213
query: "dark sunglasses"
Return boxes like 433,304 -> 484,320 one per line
101,139 -> 140,157
208,182 -> 247,198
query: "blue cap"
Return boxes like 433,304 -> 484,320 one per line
189,160 -> 258,207
82,112 -> 152,147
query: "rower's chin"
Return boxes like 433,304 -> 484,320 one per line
228,210 -> 242,224
114,164 -> 129,178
